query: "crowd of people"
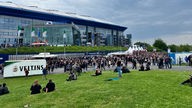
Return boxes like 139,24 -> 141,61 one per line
43,51 -> 174,74
1,50 -> 192,96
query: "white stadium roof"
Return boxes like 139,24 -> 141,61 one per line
0,1 -> 118,26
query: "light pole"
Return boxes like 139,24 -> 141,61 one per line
16,38 -> 18,56
63,30 -> 66,58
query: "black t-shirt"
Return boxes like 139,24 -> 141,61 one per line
30,84 -> 42,94
46,82 -> 55,92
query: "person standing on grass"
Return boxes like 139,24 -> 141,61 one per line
30,80 -> 42,95
42,67 -> 48,80
51,63 -> 55,73
116,61 -> 122,78
24,67 -> 29,78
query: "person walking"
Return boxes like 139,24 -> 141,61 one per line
116,61 -> 122,78
42,67 -> 48,80
24,67 -> 29,78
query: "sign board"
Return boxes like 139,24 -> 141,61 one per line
169,52 -> 192,64
3,59 -> 46,78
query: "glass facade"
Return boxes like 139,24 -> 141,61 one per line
24,24 -> 73,46
0,15 -> 126,47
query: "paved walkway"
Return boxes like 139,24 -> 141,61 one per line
0,65 -> 191,79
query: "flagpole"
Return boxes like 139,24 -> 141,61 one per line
43,27 -> 47,59
63,30 -> 66,58
30,19 -> 33,47
16,26 -> 21,59
64,37 -> 65,58
44,36 -> 46,59
16,38 -> 18,55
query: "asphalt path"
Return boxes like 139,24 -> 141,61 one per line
0,65 -> 191,79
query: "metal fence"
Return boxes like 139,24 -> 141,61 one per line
6,51 -> 113,60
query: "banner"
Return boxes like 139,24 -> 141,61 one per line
42,28 -> 47,38
3,59 -> 46,77
17,26 -> 23,37
31,27 -> 36,37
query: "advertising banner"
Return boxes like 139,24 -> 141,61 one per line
3,59 -> 46,78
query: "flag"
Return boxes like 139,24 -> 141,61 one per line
17,26 -> 22,37
42,28 -> 47,38
31,27 -> 35,37
37,28 -> 41,38
63,30 -> 66,39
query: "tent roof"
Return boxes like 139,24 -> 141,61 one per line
32,53 -> 58,58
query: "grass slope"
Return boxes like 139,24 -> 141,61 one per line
0,46 -> 127,54
0,70 -> 192,108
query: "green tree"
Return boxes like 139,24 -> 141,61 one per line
153,39 -> 167,51
168,44 -> 192,52
178,44 -> 191,52
168,44 -> 178,52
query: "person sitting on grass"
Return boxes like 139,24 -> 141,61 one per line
30,80 -> 42,95
0,84 -> 3,95
145,62 -> 151,71
95,67 -> 102,76
139,63 -> 145,71
92,66 -> 102,76
66,71 -> 77,81
181,75 -> 192,86
76,64 -> 82,76
43,79 -> 55,93
2,83 -> 9,94
121,66 -> 130,73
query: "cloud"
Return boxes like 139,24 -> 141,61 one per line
1,0 -> 192,45
137,0 -> 156,7
134,32 -> 192,45
162,34 -> 192,45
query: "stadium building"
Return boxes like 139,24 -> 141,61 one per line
0,1 -> 127,47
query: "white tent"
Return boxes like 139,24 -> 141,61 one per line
32,53 -> 58,58
107,45 -> 146,56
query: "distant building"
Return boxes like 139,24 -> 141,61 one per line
124,34 -> 132,47
0,1 -> 127,47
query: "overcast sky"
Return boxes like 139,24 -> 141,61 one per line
1,0 -> 192,45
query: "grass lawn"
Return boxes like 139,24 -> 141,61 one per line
0,70 -> 192,108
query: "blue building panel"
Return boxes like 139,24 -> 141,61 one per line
0,54 -> 8,64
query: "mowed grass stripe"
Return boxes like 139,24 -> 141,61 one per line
0,70 -> 192,108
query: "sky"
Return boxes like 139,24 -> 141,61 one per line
1,0 -> 192,45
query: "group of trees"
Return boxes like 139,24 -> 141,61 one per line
134,39 -> 192,52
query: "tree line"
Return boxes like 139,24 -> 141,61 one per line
134,39 -> 192,52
